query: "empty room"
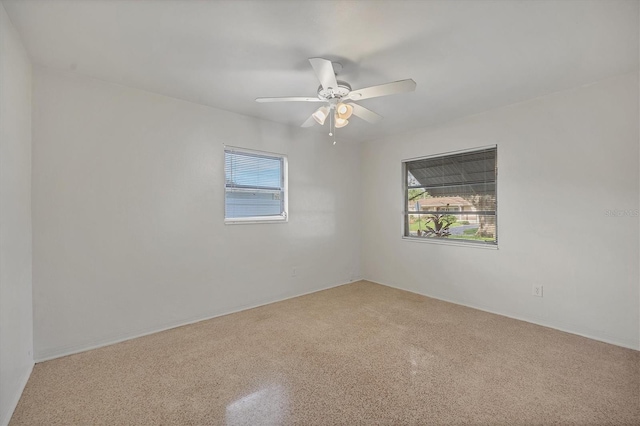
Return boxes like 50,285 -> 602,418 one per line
1,0 -> 639,424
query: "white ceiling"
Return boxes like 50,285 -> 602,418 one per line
3,0 -> 639,143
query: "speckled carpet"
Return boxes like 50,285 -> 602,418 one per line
10,281 -> 640,425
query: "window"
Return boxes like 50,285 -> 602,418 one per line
224,147 -> 288,223
403,146 -> 497,245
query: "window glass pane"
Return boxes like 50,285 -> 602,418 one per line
224,149 -> 286,220
404,147 -> 497,244
225,190 -> 283,218
225,151 -> 282,190
406,214 -> 496,242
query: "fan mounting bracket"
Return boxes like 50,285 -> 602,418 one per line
317,80 -> 352,101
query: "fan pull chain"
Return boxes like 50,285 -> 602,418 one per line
328,110 -> 333,137
330,110 -> 337,145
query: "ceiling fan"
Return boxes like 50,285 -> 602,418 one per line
256,58 -> 416,142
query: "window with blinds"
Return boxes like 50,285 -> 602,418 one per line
224,147 -> 288,223
403,146 -> 497,245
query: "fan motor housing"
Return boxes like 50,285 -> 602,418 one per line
317,80 -> 351,101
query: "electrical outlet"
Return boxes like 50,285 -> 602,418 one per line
532,285 -> 543,297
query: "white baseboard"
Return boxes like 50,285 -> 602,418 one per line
35,278 -> 362,363
1,362 -> 34,426
365,278 -> 640,351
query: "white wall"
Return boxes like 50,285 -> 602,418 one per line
361,73 -> 640,349
32,68 -> 361,361
0,4 -> 33,425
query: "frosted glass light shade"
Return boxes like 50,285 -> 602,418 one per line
335,116 -> 348,128
336,103 -> 353,119
312,106 -> 329,125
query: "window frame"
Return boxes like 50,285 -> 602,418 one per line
401,145 -> 498,248
223,145 -> 289,225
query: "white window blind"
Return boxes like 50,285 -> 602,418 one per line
224,148 -> 287,222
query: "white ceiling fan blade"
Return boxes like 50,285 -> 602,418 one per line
301,115 -> 316,127
350,103 -> 383,124
309,58 -> 339,91
348,79 -> 416,101
256,96 -> 323,103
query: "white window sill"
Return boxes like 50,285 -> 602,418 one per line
225,216 -> 288,225
401,236 -> 498,250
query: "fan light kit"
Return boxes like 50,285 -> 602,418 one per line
256,58 -> 416,145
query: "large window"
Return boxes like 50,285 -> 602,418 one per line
403,146 -> 497,245
224,147 -> 288,223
